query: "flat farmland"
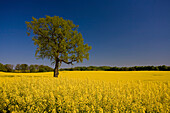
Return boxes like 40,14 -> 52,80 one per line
0,71 -> 170,81
0,71 -> 169,112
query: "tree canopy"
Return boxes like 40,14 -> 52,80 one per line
26,16 -> 91,77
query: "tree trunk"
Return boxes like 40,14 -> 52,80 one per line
54,61 -> 59,77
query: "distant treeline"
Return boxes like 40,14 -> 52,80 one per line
1,63 -> 170,72
0,63 -> 53,72
60,65 -> 170,71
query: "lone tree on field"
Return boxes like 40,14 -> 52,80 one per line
26,16 -> 91,77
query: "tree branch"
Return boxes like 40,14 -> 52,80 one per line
38,29 -> 50,42
60,59 -> 77,65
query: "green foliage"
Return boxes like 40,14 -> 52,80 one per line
43,65 -> 54,72
15,64 -> 21,71
60,65 -> 170,71
20,64 -> 29,73
0,63 -> 7,72
4,64 -> 14,72
0,63 -> 53,73
26,16 -> 91,65
34,64 -> 39,71
29,65 -> 36,72
38,65 -> 53,72
15,64 -> 20,70
26,16 -> 91,76
39,67 -> 46,72
1,63 -> 169,72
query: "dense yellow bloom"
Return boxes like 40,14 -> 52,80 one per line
0,71 -> 169,112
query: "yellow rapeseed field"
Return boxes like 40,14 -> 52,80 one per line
0,71 -> 170,112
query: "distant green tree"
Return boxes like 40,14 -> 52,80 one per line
4,64 -> 14,72
38,65 -> 46,72
29,65 -> 36,72
34,64 -> 39,72
0,63 -> 7,72
122,67 -> 128,71
167,66 -> 170,71
158,65 -> 167,71
39,68 -> 46,72
44,66 -> 53,72
15,64 -> 21,72
60,65 -> 170,71
155,66 -> 159,71
20,64 -> 28,72
162,65 -> 168,71
26,16 -> 91,77
109,67 -> 118,71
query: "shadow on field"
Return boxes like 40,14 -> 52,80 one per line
152,74 -> 163,76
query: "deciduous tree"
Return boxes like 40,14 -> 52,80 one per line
26,16 -> 91,77
0,63 -> 7,72
20,64 -> 28,73
15,64 -> 21,71
4,64 -> 14,72
29,65 -> 36,72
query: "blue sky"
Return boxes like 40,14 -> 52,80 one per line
0,0 -> 170,68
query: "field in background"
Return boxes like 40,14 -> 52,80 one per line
0,71 -> 170,81
0,71 -> 170,112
